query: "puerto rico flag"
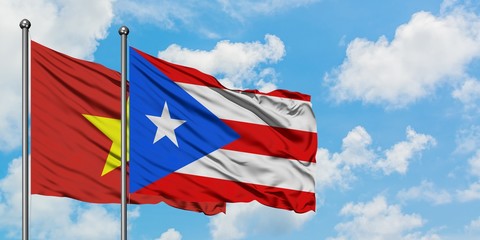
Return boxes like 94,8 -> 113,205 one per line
129,47 -> 317,213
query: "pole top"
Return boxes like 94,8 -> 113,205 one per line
19,19 -> 31,29
118,26 -> 129,36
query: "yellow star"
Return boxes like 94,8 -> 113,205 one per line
83,101 -> 129,176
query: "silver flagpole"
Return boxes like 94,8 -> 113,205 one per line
119,25 -> 129,240
19,19 -> 31,240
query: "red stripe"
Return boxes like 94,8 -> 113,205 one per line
135,172 -> 316,213
221,120 -> 317,162
132,48 -> 311,101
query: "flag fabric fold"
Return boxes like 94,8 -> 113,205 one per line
129,47 -> 317,213
31,41 -> 225,215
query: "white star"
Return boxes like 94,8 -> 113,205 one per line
146,102 -> 186,147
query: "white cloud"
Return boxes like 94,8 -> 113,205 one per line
328,196 -> 432,240
440,0 -> 460,13
127,206 -> 141,219
0,0 -> 114,151
115,0 -> 194,29
316,126 -> 435,190
465,217 -> 480,233
375,127 -> 436,175
339,126 -> 376,167
455,125 -> 480,154
315,126 -> 375,190
33,202 -> 119,240
456,148 -> 480,202
457,182 -> 480,202
436,216 -> 480,240
468,150 -> 480,177
326,7 -> 480,108
217,0 -> 319,21
117,0 -> 318,28
155,228 -> 182,240
452,78 -> 480,111
158,34 -> 285,91
6,0 -> 114,60
403,232 -> 442,240
397,180 -> 452,205
0,157 -> 23,234
209,202 -> 314,240
0,157 -> 120,239
315,148 -> 354,190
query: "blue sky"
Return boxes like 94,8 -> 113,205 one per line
1,0 -> 480,239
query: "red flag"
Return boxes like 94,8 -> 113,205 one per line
30,41 -> 224,215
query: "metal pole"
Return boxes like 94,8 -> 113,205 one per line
119,25 -> 129,240
19,18 -> 31,240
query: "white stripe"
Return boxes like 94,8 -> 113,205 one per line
178,83 -> 316,132
176,149 -> 315,192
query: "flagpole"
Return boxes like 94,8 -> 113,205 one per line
20,18 -> 31,240
119,25 -> 129,240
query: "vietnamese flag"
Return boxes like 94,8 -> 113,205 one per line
30,41 -> 224,215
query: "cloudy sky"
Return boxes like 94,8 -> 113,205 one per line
1,0 -> 480,239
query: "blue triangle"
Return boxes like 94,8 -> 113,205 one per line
129,49 -> 239,193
